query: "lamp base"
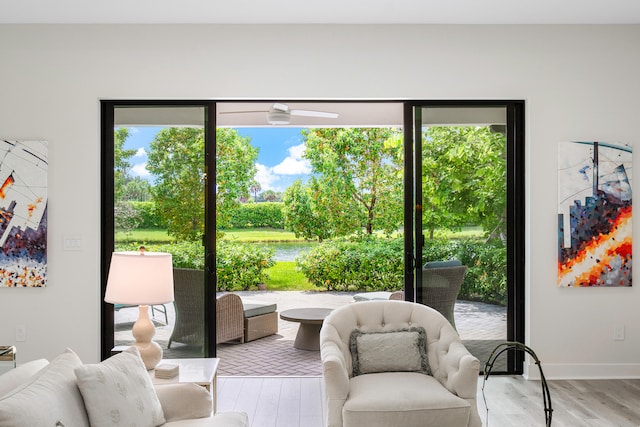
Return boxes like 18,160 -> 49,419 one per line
132,305 -> 163,370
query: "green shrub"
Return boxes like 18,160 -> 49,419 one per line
228,202 -> 284,228
295,236 -> 507,304
130,201 -> 162,228
296,236 -> 404,292
114,239 -> 275,291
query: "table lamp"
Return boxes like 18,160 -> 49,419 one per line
105,247 -> 174,370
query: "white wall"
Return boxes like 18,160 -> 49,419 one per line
0,24 -> 638,378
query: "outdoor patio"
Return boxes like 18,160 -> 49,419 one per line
115,291 -> 507,376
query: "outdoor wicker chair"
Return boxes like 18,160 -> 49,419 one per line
168,268 -> 204,349
421,264 -> 467,329
216,293 -> 245,344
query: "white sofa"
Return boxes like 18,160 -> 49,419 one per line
0,347 -> 248,427
320,300 -> 481,427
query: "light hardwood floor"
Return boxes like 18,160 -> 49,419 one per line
217,376 -> 640,427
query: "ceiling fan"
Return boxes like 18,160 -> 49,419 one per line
220,103 -> 339,125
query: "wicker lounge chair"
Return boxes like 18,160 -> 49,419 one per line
168,268 -> 278,348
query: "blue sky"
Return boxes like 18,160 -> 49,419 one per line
123,126 -> 311,192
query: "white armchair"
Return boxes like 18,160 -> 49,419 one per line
320,300 -> 481,427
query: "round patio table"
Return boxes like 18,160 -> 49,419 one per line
280,308 -> 333,351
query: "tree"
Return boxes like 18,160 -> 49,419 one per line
122,176 -> 153,201
302,128 -> 404,236
249,180 -> 261,201
146,127 -> 257,240
421,126 -> 506,240
261,190 -> 280,202
114,128 -> 137,201
282,179 -> 332,241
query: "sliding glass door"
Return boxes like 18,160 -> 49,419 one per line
406,101 -> 524,374
101,101 -> 216,360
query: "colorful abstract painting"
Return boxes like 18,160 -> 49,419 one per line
0,140 -> 47,287
558,141 -> 632,287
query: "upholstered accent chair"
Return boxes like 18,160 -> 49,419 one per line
320,300 -> 481,427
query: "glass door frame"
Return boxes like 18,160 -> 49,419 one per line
403,100 -> 525,374
100,100 -> 217,360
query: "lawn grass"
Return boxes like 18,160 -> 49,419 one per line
115,228 -> 175,244
264,261 -> 319,291
221,228 -> 307,242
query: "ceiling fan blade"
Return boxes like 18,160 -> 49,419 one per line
272,103 -> 290,112
290,109 -> 339,119
218,110 -> 269,115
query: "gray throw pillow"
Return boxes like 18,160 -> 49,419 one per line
350,327 -> 430,376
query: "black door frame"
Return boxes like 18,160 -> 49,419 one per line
101,99 -> 524,374
100,100 -> 217,360
403,100 -> 525,374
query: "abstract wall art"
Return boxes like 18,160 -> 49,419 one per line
558,141 -> 632,287
0,140 -> 47,287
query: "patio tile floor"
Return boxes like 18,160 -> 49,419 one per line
115,291 -> 507,376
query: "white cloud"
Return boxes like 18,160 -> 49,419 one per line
131,162 -> 151,178
254,163 -> 279,191
134,147 -> 146,157
272,143 -> 311,175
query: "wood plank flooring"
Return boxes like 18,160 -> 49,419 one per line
217,376 -> 640,427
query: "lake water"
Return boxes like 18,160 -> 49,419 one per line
261,242 -> 315,262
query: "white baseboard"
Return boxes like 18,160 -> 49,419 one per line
524,362 -> 640,380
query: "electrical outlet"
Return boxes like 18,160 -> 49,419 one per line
614,324 -> 625,341
15,325 -> 26,342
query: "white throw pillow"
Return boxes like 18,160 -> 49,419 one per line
74,346 -> 165,427
0,358 -> 49,398
350,327 -> 430,376
0,348 -> 90,427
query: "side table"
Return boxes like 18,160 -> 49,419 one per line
0,346 -> 16,375
280,308 -> 333,351
150,358 -> 220,413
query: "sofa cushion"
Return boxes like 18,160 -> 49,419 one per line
350,327 -> 430,376
343,372 -> 470,426
242,300 -> 277,318
74,346 -> 165,427
0,358 -> 49,398
0,348 -> 90,427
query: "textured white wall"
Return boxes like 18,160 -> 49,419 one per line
0,24 -> 638,377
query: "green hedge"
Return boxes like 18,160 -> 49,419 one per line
114,240 -> 275,291
295,236 -> 507,305
228,202 -> 284,228
296,236 -> 404,292
130,201 -> 162,228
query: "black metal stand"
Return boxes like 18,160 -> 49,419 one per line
482,341 -> 553,427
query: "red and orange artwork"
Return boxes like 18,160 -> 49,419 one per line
558,141 -> 632,287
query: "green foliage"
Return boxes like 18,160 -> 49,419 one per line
296,236 -> 404,291
295,236 -> 507,304
113,201 -> 142,234
422,126 -> 506,239
302,128 -> 404,237
146,127 -> 257,241
129,201 -> 161,228
452,240 -> 507,305
228,202 -> 284,228
216,240 -> 276,291
115,239 -> 276,292
113,128 -> 137,200
282,179 -> 332,242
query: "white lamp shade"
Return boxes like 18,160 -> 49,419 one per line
105,251 -> 174,305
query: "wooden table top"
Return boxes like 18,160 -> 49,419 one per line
280,308 -> 333,324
